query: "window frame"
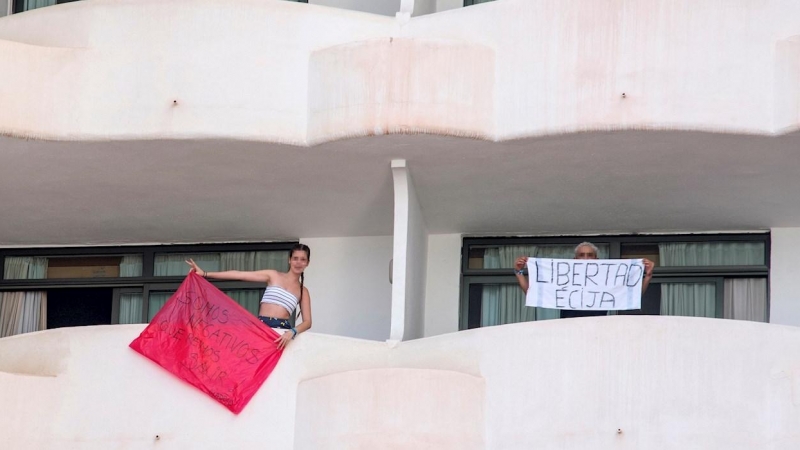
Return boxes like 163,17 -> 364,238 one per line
460,233 -> 769,330
0,242 -> 297,325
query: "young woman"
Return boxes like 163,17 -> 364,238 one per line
185,244 -> 312,349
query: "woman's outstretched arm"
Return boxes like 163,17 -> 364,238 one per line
185,258 -> 274,284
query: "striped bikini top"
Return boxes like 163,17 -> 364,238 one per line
260,285 -> 299,314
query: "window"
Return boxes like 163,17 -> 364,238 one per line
461,234 -> 769,330
0,243 -> 295,336
153,251 -> 287,276
13,0 -> 304,14
3,255 -> 143,279
13,0 -> 71,14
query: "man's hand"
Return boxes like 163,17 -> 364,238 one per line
642,258 -> 654,277
641,258 -> 654,294
515,256 -> 528,271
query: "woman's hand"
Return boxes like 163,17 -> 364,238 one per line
514,256 -> 528,271
185,258 -> 205,276
274,330 -> 295,350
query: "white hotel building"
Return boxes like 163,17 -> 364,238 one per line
1,1 -> 800,448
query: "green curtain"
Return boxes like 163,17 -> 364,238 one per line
218,252 -> 287,317
481,283 -> 559,327
21,0 -> 57,12
224,290 -> 262,316
148,292 -> 172,322
119,293 -> 144,324
119,255 -> 143,277
660,283 -> 716,318
154,253 -> 220,276
659,242 -> 764,266
219,251 -> 288,272
482,244 -> 610,269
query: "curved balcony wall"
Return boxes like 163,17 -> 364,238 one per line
0,0 -> 799,143
1,316 -> 799,449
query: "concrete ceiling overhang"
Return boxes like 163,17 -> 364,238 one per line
1,130 -> 799,246
3,1 -> 800,246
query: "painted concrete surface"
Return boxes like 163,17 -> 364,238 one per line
1,316 -> 799,449
770,227 -> 800,327
1,0 -> 799,141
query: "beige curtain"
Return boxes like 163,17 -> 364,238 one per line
1,257 -> 48,338
723,278 -> 767,322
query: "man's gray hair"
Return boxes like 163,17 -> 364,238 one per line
574,242 -> 599,257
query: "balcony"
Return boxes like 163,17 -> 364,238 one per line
3,0 -> 476,18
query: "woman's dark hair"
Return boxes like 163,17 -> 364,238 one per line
290,244 -> 311,305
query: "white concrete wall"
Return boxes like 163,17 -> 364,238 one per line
306,36 -> 494,143
294,368 -> 485,448
436,0 -> 462,12
770,227 -> 800,326
2,0 -> 800,141
412,0 -> 438,16
390,160 -> 428,341
404,169 -> 428,340
1,0 -> 9,18
424,233 -> 461,337
300,236 -> 393,341
775,36 -> 800,133
2,317 -> 800,449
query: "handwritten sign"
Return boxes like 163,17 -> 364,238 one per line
525,258 -> 644,311
130,273 -> 282,414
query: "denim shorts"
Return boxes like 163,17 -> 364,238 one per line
258,316 -> 291,329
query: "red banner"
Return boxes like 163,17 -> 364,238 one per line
130,272 -> 282,414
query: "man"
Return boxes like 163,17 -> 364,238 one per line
513,242 -> 654,294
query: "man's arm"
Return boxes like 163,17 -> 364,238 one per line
641,258 -> 654,293
514,256 -> 529,293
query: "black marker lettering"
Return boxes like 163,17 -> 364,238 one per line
555,288 -> 567,308
572,263 -> 584,286
599,292 -> 616,308
614,263 -> 628,287
556,262 -> 570,286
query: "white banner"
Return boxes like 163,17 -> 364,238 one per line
525,258 -> 644,311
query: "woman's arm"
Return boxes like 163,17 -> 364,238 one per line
295,288 -> 312,333
275,287 -> 312,350
185,259 -> 274,284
